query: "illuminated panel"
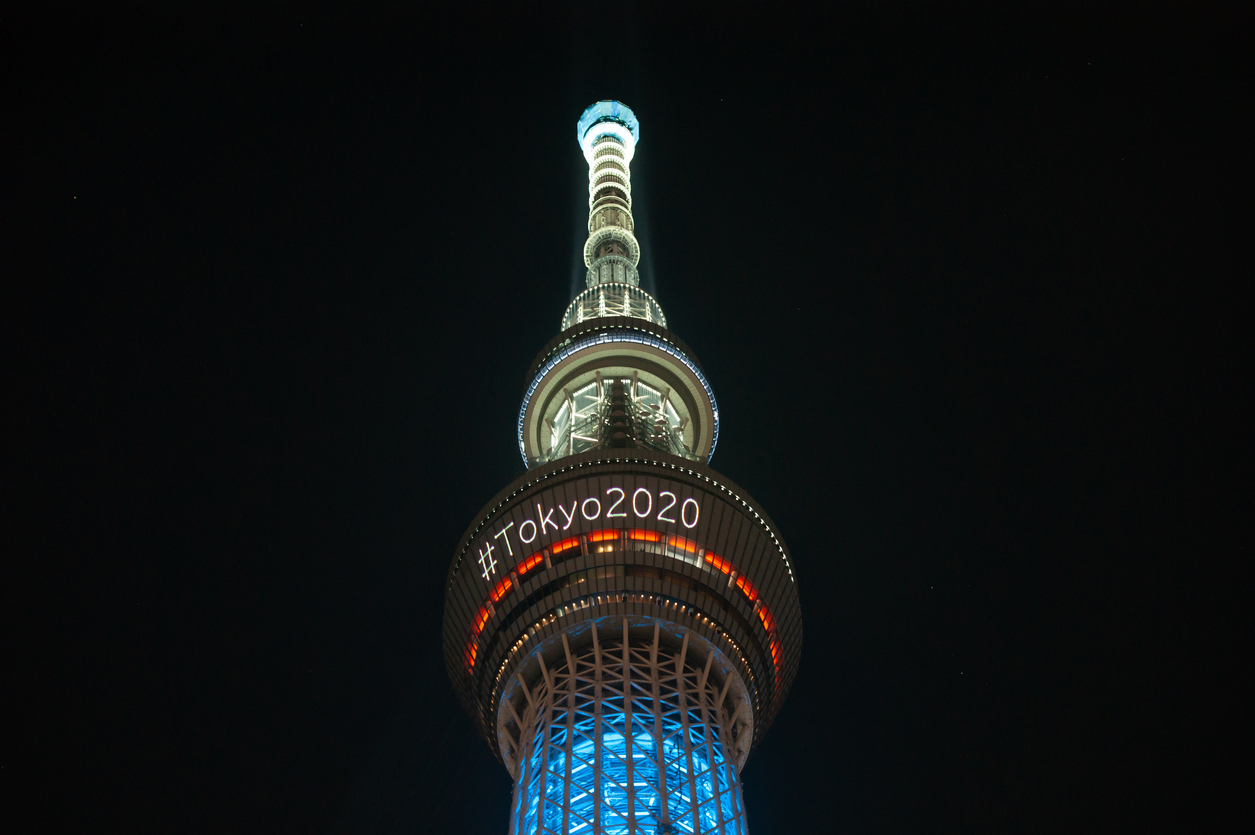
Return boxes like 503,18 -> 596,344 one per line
550,537 -> 581,554
490,576 -> 514,603
667,534 -> 699,553
509,631 -> 748,835
453,466 -> 796,588
717,567 -> 782,687
735,575 -> 758,602
467,601 -> 497,673
588,528 -> 618,543
627,528 -> 661,542
517,551 -> 546,575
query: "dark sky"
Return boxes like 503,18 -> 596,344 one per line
10,4 -> 1246,833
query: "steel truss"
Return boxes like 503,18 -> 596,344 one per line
545,376 -> 693,465
506,622 -> 749,835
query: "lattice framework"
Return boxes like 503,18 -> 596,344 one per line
504,622 -> 750,835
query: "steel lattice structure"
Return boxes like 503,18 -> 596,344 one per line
505,623 -> 750,835
444,102 -> 802,835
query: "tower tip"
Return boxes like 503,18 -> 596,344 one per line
577,100 -> 640,161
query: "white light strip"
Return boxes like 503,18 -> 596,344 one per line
581,121 -> 636,163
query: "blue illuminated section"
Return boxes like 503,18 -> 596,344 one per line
504,632 -> 747,833
518,331 -> 720,465
517,729 -> 741,835
577,100 -> 640,145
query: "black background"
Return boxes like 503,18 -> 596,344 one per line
8,3 -> 1247,833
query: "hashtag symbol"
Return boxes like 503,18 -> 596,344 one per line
478,542 -> 498,581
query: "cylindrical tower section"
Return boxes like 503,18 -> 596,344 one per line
518,319 -> 719,468
561,283 -> 667,331
443,449 -> 801,755
578,102 -> 643,290
502,620 -> 752,835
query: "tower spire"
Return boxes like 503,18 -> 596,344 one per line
562,101 -> 666,330
579,100 -> 642,288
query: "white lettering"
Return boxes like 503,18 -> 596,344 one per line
605,487 -> 627,518
632,487 -> 652,518
492,521 -> 515,556
558,501 -> 578,530
681,498 -> 700,529
581,497 -> 601,520
537,503 -> 558,534
519,519 -> 538,543
657,491 -> 677,524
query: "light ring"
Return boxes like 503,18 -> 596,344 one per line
518,331 -> 720,465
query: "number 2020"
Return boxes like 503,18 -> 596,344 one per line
598,487 -> 699,529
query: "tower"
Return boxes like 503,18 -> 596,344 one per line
443,101 -> 802,835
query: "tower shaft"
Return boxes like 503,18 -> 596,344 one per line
505,622 -> 750,835
563,104 -> 665,330
581,100 -> 642,290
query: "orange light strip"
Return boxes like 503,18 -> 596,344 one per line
703,551 -> 733,574
516,551 -> 545,575
735,574 -> 759,602
466,529 -> 788,683
467,598 -> 495,672
667,535 -> 699,553
489,575 -> 513,603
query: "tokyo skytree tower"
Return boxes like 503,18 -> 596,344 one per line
443,101 -> 802,835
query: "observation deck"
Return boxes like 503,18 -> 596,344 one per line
443,446 -> 802,763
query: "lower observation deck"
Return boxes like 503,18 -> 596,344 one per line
442,447 -> 802,758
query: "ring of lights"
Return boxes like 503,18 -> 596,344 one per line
517,328 -> 718,466
591,167 -> 630,186
583,225 -> 641,268
561,282 -> 666,330
582,257 -> 641,291
590,191 -> 631,211
581,122 -> 636,163
589,209 -> 635,235
591,163 -> 628,182
590,180 -> 630,200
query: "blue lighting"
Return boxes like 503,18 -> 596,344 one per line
514,712 -> 744,835
577,100 -> 641,146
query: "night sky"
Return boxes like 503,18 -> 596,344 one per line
10,4 -> 1245,833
